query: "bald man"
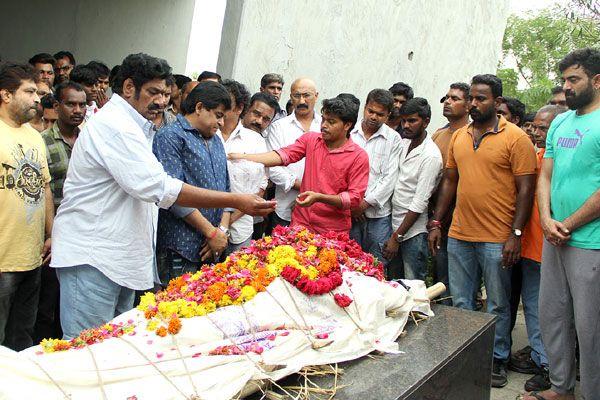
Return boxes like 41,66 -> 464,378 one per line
264,78 -> 322,228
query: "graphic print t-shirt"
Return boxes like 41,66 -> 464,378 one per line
0,120 -> 51,271
545,107 -> 600,249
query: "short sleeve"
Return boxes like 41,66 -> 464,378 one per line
510,135 -> 537,176
446,130 -> 459,169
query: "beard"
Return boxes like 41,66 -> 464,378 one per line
469,106 -> 495,123
390,107 -> 401,120
565,83 -> 594,110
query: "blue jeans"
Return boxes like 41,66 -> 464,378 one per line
447,238 -> 512,361
521,258 -> 548,367
401,233 -> 429,281
350,215 -> 392,267
57,265 -> 135,340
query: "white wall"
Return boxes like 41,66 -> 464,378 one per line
218,0 -> 510,130
0,0 -> 196,73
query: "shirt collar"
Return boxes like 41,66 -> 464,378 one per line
316,135 -> 358,153
111,94 -> 153,133
290,110 -> 320,127
351,119 -> 390,140
50,121 -> 63,140
466,115 -> 506,135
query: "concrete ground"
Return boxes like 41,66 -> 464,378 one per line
491,308 -> 581,400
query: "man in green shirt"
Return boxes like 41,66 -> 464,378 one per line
528,48 -> 600,400
36,81 -> 86,341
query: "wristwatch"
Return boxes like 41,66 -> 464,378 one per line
395,233 -> 405,243
512,228 -> 522,237
219,225 -> 230,238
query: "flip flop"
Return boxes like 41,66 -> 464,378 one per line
517,392 -> 547,400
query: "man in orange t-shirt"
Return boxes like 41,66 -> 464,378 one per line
429,74 -> 537,388
514,105 -> 566,393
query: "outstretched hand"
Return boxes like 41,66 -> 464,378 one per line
236,194 -> 276,217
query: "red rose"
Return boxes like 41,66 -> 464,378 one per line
333,293 -> 353,307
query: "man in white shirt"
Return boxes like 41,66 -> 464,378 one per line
51,53 -> 275,339
382,98 -> 443,280
219,80 -> 269,255
349,89 -> 402,269
265,77 -> 321,228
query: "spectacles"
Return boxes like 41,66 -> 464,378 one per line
291,92 -> 315,100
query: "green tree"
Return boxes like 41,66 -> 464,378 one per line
497,8 -> 599,111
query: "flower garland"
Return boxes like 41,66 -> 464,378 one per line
40,320 -> 136,353
137,226 -> 383,336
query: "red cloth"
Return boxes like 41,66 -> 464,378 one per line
276,132 -> 369,234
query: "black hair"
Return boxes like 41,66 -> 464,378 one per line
365,88 -> 394,112
471,74 -> 503,98
181,81 -> 232,115
28,53 -> 56,66
499,96 -> 526,126
399,97 -> 431,120
70,65 -> 98,87
198,70 -> 222,82
165,75 -> 176,87
53,51 -> 76,66
388,82 -> 414,100
285,99 -> 294,115
449,82 -> 470,98
109,65 -> 121,92
524,112 -> 536,123
260,73 -> 284,88
249,92 -> 280,114
0,62 -> 38,93
40,93 -> 56,109
54,81 -> 86,102
337,93 -> 360,108
551,85 -> 564,95
558,47 -> 600,78
321,96 -> 359,134
116,53 -> 172,95
174,74 -> 191,89
221,79 -> 251,114
86,60 -> 110,78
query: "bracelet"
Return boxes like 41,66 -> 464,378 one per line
427,219 -> 442,230
208,228 -> 218,240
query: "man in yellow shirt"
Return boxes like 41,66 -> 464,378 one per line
0,62 -> 53,351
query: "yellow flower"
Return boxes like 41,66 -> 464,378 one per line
240,285 -> 257,301
146,320 -> 159,331
137,292 -> 156,311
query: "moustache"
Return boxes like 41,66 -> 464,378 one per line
296,104 -> 309,110
565,90 -> 575,97
148,104 -> 163,111
251,123 -> 262,130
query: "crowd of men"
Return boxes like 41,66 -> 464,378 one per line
0,47 -> 598,400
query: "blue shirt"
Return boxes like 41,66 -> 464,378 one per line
153,114 -> 229,261
545,107 -> 600,249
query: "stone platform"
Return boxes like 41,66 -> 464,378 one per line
252,305 -> 496,400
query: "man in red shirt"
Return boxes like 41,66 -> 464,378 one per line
229,96 -> 369,234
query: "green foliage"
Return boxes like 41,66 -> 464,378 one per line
498,7 -> 599,111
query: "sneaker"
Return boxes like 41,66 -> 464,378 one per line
508,352 -> 538,374
492,359 -> 508,388
524,366 -> 551,392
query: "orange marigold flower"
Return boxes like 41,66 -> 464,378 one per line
167,316 -> 182,335
156,326 -> 167,337
206,281 -> 227,302
144,308 -> 157,319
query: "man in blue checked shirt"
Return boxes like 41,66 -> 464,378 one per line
154,81 -> 234,282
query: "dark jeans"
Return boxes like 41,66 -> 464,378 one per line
433,235 -> 451,305
34,266 -> 62,341
271,213 -> 291,230
0,267 -> 42,351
